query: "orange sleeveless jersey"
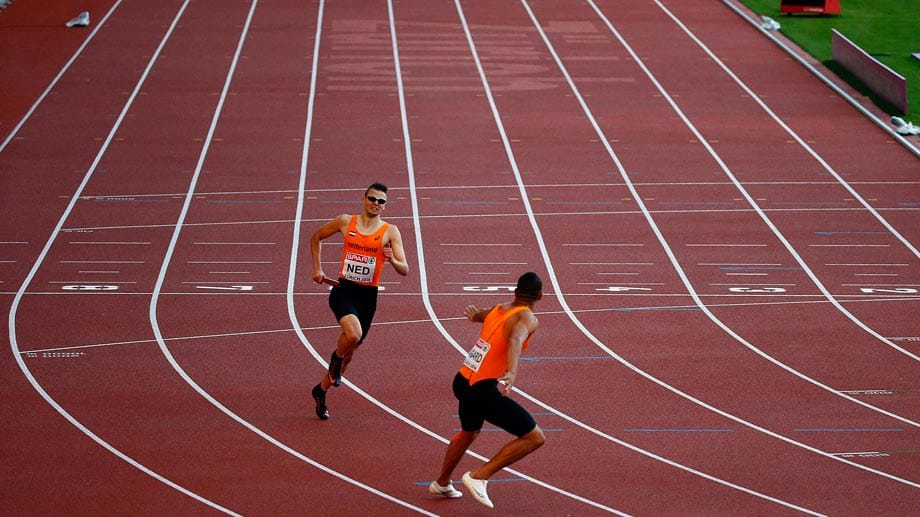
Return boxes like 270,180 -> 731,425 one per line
459,305 -> 533,385
339,215 -> 388,287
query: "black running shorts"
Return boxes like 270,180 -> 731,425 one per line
328,278 -> 378,345
452,372 -> 536,438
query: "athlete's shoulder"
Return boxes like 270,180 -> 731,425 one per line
337,214 -> 356,227
515,306 -> 538,328
383,222 -> 402,238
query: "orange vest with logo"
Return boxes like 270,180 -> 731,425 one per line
339,215 -> 388,287
459,305 -> 533,385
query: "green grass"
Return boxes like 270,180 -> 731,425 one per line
737,0 -> 919,117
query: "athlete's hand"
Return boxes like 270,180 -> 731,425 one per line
498,371 -> 515,396
313,271 -> 325,284
383,243 -> 393,262
464,305 -> 479,321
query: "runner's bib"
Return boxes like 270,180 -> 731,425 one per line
462,338 -> 491,372
342,252 -> 377,284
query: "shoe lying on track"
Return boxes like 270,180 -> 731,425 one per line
428,481 -> 462,499
327,351 -> 343,387
462,471 -> 493,509
891,116 -> 920,135
66,11 -> 90,27
312,384 -> 329,420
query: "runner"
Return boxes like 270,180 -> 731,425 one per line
429,272 -> 546,509
309,182 -> 408,420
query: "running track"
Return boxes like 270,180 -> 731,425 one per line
2,0 -> 918,515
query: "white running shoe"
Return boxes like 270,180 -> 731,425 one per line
66,11 -> 90,28
428,481 -> 463,499
462,471 -> 493,509
891,116 -> 920,135
759,15 -> 781,30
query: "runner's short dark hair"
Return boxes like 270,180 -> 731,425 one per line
366,182 -> 388,195
515,272 -> 542,300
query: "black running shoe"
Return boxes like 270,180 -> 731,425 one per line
327,351 -> 343,387
312,384 -> 329,420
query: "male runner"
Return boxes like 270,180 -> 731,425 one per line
429,272 -> 546,509
310,182 -> 408,419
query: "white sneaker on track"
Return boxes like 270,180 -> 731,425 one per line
462,471 -> 493,509
428,481 -> 462,499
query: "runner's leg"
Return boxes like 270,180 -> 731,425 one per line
470,426 -> 545,480
436,430 -> 479,486
321,314 -> 362,389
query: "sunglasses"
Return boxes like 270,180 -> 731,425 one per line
366,196 -> 387,205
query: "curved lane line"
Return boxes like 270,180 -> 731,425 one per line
720,0 -> 920,158
641,0 -> 919,356
515,0 -> 920,485
401,0 -> 837,513
370,0 -> 826,513
283,1 -> 628,514
580,0 -> 920,410
145,1 -> 436,515
6,2 -> 240,513
0,2 -> 124,152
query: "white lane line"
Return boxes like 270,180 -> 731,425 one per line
563,243 -> 644,247
283,1 -> 626,514
575,262 -> 654,266
584,0 -> 920,365
657,2 -> 920,254
192,242 -> 275,245
0,3 -> 124,151
61,260 -> 145,264
686,243 -> 767,247
444,261 -> 529,265
179,280 -> 269,284
810,244 -> 892,248
55,180 -> 920,201
535,0 -> 920,480
701,263 -> 782,266
68,241 -> 151,245
47,280 -> 137,284
439,242 -> 521,246
426,0 -> 829,514
145,3 -> 433,514
188,261 -> 272,264
6,1 -> 240,513
22,297 -> 918,357
825,264 -> 909,267
51,202 -> 916,233
644,1 -> 919,355
383,1 -> 625,512
536,0 -> 920,486
843,284 -> 920,288
720,0 -> 920,158
378,0 -> 828,512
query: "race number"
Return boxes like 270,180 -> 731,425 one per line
342,252 -> 377,283
462,338 -> 491,372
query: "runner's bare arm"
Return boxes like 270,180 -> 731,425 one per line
499,312 -> 538,394
311,214 -> 349,283
384,225 -> 409,276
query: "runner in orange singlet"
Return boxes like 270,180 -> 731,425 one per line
429,272 -> 546,509
309,183 -> 408,420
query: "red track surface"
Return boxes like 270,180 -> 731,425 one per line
2,0 -> 918,515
